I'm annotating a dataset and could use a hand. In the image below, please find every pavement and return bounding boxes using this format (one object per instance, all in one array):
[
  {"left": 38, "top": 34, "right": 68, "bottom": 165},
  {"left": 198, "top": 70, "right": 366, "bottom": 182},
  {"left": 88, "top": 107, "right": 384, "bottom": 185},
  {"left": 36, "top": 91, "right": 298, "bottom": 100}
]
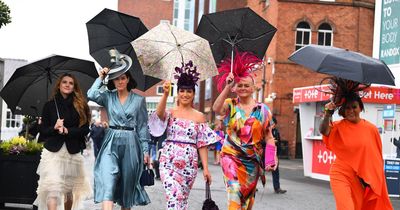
[{"left": 2, "top": 146, "right": 400, "bottom": 210}]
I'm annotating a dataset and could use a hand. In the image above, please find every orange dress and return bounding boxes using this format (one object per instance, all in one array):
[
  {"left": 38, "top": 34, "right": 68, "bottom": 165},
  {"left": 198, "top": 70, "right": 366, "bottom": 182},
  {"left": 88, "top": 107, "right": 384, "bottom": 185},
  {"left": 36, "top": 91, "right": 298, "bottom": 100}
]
[{"left": 323, "top": 119, "right": 393, "bottom": 210}]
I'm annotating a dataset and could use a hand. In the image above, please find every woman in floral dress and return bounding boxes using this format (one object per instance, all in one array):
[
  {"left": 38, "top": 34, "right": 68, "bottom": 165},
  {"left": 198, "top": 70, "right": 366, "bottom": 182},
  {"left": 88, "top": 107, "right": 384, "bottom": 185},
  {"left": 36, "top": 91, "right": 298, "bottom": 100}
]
[
  {"left": 213, "top": 52, "right": 277, "bottom": 209},
  {"left": 149, "top": 61, "right": 219, "bottom": 210}
]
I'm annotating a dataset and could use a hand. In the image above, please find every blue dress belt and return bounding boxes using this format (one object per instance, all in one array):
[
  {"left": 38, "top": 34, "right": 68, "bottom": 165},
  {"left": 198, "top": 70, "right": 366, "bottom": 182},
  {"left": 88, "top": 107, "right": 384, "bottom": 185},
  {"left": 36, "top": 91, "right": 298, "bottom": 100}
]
[{"left": 109, "top": 126, "right": 135, "bottom": 131}]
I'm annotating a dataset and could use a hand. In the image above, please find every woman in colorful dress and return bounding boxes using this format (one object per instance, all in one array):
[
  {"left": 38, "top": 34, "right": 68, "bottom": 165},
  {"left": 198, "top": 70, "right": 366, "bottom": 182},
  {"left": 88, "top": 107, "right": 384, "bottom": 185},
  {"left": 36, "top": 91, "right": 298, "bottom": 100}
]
[
  {"left": 319, "top": 77, "right": 393, "bottom": 210},
  {"left": 212, "top": 52, "right": 277, "bottom": 210},
  {"left": 148, "top": 61, "right": 219, "bottom": 210},
  {"left": 35, "top": 73, "right": 92, "bottom": 210},
  {"left": 87, "top": 67, "right": 150, "bottom": 210}
]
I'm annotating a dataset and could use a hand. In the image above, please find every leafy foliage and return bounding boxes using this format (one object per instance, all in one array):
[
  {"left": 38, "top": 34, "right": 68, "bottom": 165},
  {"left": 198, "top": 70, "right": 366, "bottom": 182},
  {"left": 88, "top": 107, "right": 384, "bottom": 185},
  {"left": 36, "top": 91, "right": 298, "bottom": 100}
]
[
  {"left": 0, "top": 0, "right": 11, "bottom": 29},
  {"left": 0, "top": 136, "right": 43, "bottom": 155}
]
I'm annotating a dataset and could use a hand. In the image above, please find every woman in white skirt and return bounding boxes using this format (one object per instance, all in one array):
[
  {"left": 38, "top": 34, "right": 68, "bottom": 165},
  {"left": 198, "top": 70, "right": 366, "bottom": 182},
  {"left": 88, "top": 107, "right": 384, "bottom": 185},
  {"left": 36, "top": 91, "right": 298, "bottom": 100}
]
[{"left": 35, "top": 73, "right": 92, "bottom": 210}]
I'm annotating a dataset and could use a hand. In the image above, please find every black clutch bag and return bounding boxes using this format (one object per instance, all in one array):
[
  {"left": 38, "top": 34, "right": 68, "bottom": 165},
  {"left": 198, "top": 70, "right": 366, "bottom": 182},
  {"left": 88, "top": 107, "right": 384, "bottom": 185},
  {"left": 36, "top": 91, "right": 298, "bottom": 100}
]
[
  {"left": 202, "top": 181, "right": 219, "bottom": 210},
  {"left": 140, "top": 165, "right": 155, "bottom": 187}
]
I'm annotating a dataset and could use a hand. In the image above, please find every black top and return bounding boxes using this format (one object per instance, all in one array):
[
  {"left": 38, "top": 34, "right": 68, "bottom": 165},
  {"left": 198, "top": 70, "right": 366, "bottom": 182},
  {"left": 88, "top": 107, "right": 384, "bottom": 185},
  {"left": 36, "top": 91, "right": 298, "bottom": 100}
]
[
  {"left": 40, "top": 93, "right": 89, "bottom": 154},
  {"left": 89, "top": 124, "right": 105, "bottom": 140}
]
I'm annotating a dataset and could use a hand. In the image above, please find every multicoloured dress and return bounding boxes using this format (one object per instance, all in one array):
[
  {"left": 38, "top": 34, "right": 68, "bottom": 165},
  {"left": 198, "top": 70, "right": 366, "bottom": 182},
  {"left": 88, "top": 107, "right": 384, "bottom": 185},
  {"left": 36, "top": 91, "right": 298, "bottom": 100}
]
[
  {"left": 220, "top": 98, "right": 272, "bottom": 209},
  {"left": 149, "top": 111, "right": 219, "bottom": 210}
]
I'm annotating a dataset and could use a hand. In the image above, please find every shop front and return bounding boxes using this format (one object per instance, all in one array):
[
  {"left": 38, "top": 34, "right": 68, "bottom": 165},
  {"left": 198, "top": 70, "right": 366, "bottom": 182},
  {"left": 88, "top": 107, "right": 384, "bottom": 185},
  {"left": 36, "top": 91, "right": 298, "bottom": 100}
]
[{"left": 293, "top": 85, "right": 400, "bottom": 195}]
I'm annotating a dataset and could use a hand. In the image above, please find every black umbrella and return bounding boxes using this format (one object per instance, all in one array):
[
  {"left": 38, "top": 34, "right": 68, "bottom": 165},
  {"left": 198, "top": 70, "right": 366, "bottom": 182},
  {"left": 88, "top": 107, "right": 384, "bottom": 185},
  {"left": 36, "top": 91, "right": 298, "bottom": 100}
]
[
  {"left": 86, "top": 8, "right": 161, "bottom": 91},
  {"left": 196, "top": 7, "right": 277, "bottom": 66},
  {"left": 288, "top": 44, "right": 395, "bottom": 86},
  {"left": 0, "top": 55, "right": 98, "bottom": 116}
]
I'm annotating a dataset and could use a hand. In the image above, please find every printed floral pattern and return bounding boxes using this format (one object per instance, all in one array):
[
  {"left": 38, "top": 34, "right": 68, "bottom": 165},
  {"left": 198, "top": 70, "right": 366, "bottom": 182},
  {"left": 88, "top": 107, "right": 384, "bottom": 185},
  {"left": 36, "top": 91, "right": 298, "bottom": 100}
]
[{"left": 149, "top": 113, "right": 219, "bottom": 210}]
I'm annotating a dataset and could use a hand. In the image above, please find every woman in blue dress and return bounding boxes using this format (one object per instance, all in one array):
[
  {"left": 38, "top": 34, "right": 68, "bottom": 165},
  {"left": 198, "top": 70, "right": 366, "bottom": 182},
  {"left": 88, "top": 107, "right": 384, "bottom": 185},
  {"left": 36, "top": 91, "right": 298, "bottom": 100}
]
[{"left": 87, "top": 67, "right": 150, "bottom": 210}]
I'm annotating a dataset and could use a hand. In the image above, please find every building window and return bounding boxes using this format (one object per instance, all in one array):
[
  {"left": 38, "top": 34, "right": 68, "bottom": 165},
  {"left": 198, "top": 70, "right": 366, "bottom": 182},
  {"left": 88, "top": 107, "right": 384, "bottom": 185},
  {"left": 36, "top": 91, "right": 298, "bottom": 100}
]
[
  {"left": 295, "top": 22, "right": 311, "bottom": 51},
  {"left": 205, "top": 78, "right": 212, "bottom": 100},
  {"left": 160, "top": 20, "right": 170, "bottom": 24},
  {"left": 173, "top": 0, "right": 195, "bottom": 31},
  {"left": 156, "top": 84, "right": 175, "bottom": 96},
  {"left": 209, "top": 0, "right": 217, "bottom": 13},
  {"left": 194, "top": 85, "right": 200, "bottom": 104},
  {"left": 5, "top": 109, "right": 22, "bottom": 128},
  {"left": 318, "top": 23, "right": 333, "bottom": 46}
]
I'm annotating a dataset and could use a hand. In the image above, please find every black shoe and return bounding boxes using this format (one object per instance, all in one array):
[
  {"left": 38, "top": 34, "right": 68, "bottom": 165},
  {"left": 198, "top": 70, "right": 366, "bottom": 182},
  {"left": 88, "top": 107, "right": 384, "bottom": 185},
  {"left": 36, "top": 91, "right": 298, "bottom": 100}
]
[{"left": 274, "top": 188, "right": 287, "bottom": 194}]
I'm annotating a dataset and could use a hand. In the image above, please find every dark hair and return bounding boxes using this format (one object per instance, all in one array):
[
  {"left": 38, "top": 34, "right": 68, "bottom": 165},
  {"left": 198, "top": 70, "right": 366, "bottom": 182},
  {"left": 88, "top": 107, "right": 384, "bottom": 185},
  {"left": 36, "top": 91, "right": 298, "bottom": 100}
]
[
  {"left": 272, "top": 116, "right": 277, "bottom": 125},
  {"left": 107, "top": 71, "right": 137, "bottom": 91},
  {"left": 177, "top": 85, "right": 196, "bottom": 92},
  {"left": 338, "top": 93, "right": 364, "bottom": 117}
]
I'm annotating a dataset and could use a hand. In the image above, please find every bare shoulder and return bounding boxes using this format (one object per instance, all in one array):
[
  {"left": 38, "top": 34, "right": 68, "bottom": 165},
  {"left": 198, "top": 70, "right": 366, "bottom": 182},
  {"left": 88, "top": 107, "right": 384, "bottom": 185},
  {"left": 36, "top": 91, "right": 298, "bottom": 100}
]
[{"left": 193, "top": 109, "right": 206, "bottom": 123}]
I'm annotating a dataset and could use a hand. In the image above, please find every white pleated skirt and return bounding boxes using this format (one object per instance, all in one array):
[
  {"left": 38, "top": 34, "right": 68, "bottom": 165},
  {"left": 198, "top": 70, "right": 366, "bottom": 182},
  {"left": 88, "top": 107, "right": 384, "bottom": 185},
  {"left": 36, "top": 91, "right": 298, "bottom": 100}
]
[{"left": 34, "top": 144, "right": 92, "bottom": 210}]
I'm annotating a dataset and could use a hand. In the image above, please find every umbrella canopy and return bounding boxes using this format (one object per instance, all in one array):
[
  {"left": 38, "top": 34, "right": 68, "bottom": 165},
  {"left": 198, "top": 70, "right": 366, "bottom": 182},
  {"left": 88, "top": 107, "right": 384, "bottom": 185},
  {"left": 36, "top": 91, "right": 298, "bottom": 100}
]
[
  {"left": 131, "top": 22, "right": 218, "bottom": 81},
  {"left": 288, "top": 44, "right": 395, "bottom": 86},
  {"left": 86, "top": 8, "right": 160, "bottom": 91},
  {"left": 196, "top": 7, "right": 277, "bottom": 63},
  {"left": 0, "top": 55, "right": 98, "bottom": 116}
]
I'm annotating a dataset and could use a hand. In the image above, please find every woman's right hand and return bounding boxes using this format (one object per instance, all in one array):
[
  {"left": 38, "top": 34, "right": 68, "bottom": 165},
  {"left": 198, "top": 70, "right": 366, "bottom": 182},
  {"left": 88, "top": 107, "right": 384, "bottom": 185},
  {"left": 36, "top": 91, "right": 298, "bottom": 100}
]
[
  {"left": 324, "top": 101, "right": 336, "bottom": 116},
  {"left": 163, "top": 81, "right": 171, "bottom": 96},
  {"left": 54, "top": 119, "right": 64, "bottom": 133},
  {"left": 225, "top": 72, "right": 234, "bottom": 89},
  {"left": 99, "top": 67, "right": 110, "bottom": 79}
]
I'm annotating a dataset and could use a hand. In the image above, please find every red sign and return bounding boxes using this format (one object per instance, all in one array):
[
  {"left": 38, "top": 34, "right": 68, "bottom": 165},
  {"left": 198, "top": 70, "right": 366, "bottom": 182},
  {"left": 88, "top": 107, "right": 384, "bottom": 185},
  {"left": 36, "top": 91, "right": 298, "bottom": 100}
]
[
  {"left": 312, "top": 141, "right": 336, "bottom": 175},
  {"left": 293, "top": 85, "right": 400, "bottom": 104}
]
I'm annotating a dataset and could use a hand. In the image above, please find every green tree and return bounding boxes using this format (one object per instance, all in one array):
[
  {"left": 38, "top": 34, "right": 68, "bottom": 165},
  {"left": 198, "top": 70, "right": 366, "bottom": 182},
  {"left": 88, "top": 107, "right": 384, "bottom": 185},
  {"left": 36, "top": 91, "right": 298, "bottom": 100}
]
[{"left": 0, "top": 0, "right": 11, "bottom": 29}]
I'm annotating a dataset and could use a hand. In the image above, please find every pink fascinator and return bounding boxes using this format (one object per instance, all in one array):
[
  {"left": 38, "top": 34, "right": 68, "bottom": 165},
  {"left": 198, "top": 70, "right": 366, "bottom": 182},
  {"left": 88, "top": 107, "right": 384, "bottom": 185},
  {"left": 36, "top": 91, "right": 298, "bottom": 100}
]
[{"left": 216, "top": 51, "right": 262, "bottom": 92}]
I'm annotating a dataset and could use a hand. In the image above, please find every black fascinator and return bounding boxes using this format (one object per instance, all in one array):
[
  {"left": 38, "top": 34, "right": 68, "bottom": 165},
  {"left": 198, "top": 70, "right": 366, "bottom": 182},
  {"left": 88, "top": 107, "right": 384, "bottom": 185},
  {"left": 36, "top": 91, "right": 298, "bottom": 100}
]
[{"left": 174, "top": 60, "right": 200, "bottom": 90}]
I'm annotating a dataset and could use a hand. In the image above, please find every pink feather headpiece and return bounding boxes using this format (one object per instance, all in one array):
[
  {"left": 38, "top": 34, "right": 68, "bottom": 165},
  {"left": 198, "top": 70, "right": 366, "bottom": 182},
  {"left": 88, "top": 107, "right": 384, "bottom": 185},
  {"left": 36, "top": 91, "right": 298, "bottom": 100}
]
[{"left": 216, "top": 51, "right": 262, "bottom": 92}]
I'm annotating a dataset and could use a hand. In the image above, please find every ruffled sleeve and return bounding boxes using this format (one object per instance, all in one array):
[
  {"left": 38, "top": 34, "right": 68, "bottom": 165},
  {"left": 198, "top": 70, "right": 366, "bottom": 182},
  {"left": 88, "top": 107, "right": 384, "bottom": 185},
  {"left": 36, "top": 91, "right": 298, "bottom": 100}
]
[
  {"left": 148, "top": 111, "right": 170, "bottom": 137},
  {"left": 196, "top": 123, "right": 221, "bottom": 148}
]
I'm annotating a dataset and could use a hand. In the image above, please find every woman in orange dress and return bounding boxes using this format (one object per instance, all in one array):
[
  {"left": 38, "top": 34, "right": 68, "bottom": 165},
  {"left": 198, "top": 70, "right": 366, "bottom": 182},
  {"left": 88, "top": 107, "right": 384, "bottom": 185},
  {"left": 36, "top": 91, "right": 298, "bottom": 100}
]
[{"left": 319, "top": 77, "right": 393, "bottom": 210}]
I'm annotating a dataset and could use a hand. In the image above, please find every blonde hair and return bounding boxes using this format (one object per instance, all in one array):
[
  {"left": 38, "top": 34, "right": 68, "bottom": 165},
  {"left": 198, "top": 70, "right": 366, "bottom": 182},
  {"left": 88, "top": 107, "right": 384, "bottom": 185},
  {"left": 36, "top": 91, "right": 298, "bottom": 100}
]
[{"left": 52, "top": 74, "right": 91, "bottom": 127}]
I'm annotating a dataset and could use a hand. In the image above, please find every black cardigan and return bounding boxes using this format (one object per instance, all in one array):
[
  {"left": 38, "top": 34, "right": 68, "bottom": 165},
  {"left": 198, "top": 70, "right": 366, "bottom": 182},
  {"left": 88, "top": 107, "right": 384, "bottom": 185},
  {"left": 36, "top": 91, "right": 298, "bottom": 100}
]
[{"left": 40, "top": 94, "right": 89, "bottom": 154}]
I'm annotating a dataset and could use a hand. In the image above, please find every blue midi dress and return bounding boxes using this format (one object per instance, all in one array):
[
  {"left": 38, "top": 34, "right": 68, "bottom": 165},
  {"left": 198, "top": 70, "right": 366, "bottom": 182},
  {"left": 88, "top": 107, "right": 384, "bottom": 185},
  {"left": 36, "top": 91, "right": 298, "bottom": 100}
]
[{"left": 87, "top": 78, "right": 150, "bottom": 208}]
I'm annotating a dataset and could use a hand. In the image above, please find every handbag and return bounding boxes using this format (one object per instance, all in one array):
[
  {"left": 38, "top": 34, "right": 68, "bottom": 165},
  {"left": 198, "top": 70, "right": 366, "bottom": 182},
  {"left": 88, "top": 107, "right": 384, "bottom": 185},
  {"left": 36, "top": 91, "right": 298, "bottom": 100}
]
[
  {"left": 140, "top": 165, "right": 155, "bottom": 186},
  {"left": 265, "top": 143, "right": 277, "bottom": 170},
  {"left": 202, "top": 181, "right": 219, "bottom": 210}
]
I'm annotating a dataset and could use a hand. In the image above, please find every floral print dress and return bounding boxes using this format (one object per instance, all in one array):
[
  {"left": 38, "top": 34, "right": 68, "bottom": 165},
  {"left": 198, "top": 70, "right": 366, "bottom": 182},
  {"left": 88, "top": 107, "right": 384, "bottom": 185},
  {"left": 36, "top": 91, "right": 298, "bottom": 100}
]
[{"left": 149, "top": 112, "right": 219, "bottom": 210}]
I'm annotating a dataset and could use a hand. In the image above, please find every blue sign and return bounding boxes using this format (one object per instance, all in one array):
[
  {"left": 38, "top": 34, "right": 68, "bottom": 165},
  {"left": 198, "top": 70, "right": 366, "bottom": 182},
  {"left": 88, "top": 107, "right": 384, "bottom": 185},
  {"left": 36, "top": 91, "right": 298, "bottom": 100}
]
[
  {"left": 385, "top": 159, "right": 400, "bottom": 197},
  {"left": 383, "top": 104, "right": 396, "bottom": 119}
]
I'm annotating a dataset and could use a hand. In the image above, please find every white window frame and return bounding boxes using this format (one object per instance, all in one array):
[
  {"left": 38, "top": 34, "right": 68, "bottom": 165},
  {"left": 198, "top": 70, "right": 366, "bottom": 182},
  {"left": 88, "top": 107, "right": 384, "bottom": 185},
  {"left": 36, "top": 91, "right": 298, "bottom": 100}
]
[
  {"left": 172, "top": 0, "right": 195, "bottom": 31},
  {"left": 5, "top": 109, "right": 22, "bottom": 129},
  {"left": 318, "top": 24, "right": 333, "bottom": 46},
  {"left": 295, "top": 23, "right": 312, "bottom": 50},
  {"left": 205, "top": 78, "right": 212, "bottom": 100},
  {"left": 194, "top": 85, "right": 200, "bottom": 104},
  {"left": 156, "top": 85, "right": 175, "bottom": 96}
]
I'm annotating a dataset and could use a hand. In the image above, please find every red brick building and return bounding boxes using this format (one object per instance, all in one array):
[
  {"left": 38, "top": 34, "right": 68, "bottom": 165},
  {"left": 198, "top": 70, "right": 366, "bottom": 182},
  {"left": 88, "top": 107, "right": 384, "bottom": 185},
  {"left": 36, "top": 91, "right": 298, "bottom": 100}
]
[
  {"left": 248, "top": 0, "right": 375, "bottom": 158},
  {"left": 119, "top": 0, "right": 375, "bottom": 158}
]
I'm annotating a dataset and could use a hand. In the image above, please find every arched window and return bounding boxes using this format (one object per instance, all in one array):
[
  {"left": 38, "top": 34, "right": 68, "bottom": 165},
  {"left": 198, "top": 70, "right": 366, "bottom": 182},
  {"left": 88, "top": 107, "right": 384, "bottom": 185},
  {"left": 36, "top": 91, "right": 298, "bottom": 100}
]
[
  {"left": 318, "top": 23, "right": 333, "bottom": 46},
  {"left": 295, "top": 22, "right": 311, "bottom": 50}
]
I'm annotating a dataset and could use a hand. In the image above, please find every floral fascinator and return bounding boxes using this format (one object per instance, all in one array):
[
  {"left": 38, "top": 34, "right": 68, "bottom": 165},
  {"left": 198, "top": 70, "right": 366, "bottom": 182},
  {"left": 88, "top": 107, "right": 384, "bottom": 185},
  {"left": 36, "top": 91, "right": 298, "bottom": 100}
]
[
  {"left": 216, "top": 51, "right": 262, "bottom": 92},
  {"left": 174, "top": 60, "right": 200, "bottom": 90}
]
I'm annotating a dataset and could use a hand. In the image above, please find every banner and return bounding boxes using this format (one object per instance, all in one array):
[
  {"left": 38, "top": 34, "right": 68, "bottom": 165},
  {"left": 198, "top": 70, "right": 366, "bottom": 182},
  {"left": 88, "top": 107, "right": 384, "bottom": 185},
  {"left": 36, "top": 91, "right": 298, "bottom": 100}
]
[{"left": 380, "top": 0, "right": 400, "bottom": 65}]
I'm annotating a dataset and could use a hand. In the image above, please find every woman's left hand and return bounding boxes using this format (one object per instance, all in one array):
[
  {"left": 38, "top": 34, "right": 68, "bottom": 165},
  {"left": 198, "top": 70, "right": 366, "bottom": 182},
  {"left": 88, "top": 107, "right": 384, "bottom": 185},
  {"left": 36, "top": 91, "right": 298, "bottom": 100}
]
[
  {"left": 143, "top": 153, "right": 150, "bottom": 166},
  {"left": 203, "top": 169, "right": 212, "bottom": 185}
]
